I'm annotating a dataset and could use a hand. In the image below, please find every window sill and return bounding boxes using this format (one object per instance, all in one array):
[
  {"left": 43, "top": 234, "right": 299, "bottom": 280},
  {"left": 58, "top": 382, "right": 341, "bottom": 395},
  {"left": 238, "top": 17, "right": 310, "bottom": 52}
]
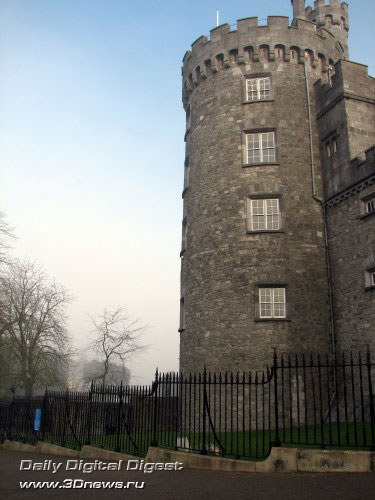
[
  {"left": 182, "top": 187, "right": 189, "bottom": 198},
  {"left": 365, "top": 285, "right": 375, "bottom": 292},
  {"left": 247, "top": 230, "right": 285, "bottom": 234},
  {"left": 178, "top": 328, "right": 186, "bottom": 333},
  {"left": 180, "top": 249, "right": 186, "bottom": 257},
  {"left": 242, "top": 99, "right": 275, "bottom": 105},
  {"left": 243, "top": 162, "right": 280, "bottom": 168},
  {"left": 255, "top": 318, "right": 291, "bottom": 322}
]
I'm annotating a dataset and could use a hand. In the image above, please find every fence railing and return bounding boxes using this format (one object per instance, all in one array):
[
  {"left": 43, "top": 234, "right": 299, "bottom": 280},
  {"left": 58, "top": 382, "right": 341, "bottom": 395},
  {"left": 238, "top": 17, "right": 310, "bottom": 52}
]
[{"left": 1, "top": 350, "right": 374, "bottom": 460}]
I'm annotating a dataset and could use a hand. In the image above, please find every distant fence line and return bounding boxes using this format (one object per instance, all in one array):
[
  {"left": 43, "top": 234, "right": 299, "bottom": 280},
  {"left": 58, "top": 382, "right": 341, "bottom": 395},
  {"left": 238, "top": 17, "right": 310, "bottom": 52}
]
[{"left": 0, "top": 350, "right": 374, "bottom": 460}]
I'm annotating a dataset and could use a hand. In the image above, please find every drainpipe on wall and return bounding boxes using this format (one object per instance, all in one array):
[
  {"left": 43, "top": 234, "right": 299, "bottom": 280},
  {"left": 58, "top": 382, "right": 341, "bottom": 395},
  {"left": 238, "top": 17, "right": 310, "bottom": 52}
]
[{"left": 303, "top": 62, "right": 337, "bottom": 409}]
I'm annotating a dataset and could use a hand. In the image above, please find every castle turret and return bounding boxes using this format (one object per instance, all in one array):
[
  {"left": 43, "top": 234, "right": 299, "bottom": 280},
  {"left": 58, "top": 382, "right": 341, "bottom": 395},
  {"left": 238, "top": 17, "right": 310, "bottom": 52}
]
[
  {"left": 178, "top": 2, "right": 362, "bottom": 375},
  {"left": 306, "top": 1, "right": 349, "bottom": 58},
  {"left": 291, "top": 0, "right": 306, "bottom": 20}
]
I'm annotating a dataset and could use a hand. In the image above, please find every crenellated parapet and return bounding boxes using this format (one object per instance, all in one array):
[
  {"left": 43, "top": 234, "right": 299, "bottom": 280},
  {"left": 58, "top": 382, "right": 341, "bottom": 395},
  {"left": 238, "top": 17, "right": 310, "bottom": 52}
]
[
  {"left": 305, "top": 1, "right": 349, "bottom": 58},
  {"left": 182, "top": 16, "right": 344, "bottom": 107},
  {"left": 314, "top": 59, "right": 375, "bottom": 118}
]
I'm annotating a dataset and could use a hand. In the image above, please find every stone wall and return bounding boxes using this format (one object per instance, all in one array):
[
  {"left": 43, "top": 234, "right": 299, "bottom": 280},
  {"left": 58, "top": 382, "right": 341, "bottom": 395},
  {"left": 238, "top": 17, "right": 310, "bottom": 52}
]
[
  {"left": 326, "top": 148, "right": 375, "bottom": 353},
  {"left": 180, "top": 19, "right": 333, "bottom": 373}
]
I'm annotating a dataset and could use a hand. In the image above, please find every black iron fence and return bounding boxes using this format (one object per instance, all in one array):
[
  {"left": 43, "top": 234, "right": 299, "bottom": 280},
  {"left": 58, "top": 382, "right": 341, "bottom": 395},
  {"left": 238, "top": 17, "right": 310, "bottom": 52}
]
[{"left": 1, "top": 350, "right": 374, "bottom": 460}]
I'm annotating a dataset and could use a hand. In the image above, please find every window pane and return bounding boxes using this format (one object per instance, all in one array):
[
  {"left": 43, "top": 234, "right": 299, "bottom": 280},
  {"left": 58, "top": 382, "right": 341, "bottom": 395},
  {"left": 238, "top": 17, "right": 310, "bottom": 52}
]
[
  {"left": 262, "top": 132, "right": 275, "bottom": 148},
  {"left": 265, "top": 199, "right": 279, "bottom": 215},
  {"left": 273, "top": 303, "right": 286, "bottom": 318},
  {"left": 273, "top": 288, "right": 285, "bottom": 302},
  {"left": 259, "top": 288, "right": 272, "bottom": 302},
  {"left": 251, "top": 199, "right": 265, "bottom": 215},
  {"left": 260, "top": 303, "right": 272, "bottom": 318},
  {"left": 252, "top": 216, "right": 265, "bottom": 231},
  {"left": 262, "top": 148, "right": 276, "bottom": 162},
  {"left": 259, "top": 78, "right": 270, "bottom": 91},
  {"left": 247, "top": 79, "right": 257, "bottom": 91},
  {"left": 266, "top": 215, "right": 280, "bottom": 230},
  {"left": 247, "top": 134, "right": 260, "bottom": 149},
  {"left": 248, "top": 150, "right": 261, "bottom": 163}
]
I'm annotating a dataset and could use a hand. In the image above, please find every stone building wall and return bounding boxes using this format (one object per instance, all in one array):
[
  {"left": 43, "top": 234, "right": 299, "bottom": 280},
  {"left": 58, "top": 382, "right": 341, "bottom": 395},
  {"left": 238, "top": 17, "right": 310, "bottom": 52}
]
[
  {"left": 179, "top": 2, "right": 375, "bottom": 374},
  {"left": 179, "top": 15, "right": 340, "bottom": 373},
  {"left": 325, "top": 149, "right": 375, "bottom": 353}
]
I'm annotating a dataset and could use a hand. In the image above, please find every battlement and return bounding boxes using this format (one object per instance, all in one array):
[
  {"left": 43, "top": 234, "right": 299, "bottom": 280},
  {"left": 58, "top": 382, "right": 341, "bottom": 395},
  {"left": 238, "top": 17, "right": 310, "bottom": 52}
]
[
  {"left": 293, "top": 0, "right": 349, "bottom": 57},
  {"left": 182, "top": 15, "right": 344, "bottom": 106},
  {"left": 315, "top": 59, "right": 374, "bottom": 117},
  {"left": 325, "top": 145, "right": 375, "bottom": 204}
]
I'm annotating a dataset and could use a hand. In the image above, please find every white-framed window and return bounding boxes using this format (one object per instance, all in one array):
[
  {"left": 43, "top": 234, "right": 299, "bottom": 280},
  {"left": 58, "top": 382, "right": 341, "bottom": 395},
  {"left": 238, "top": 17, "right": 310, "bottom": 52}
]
[
  {"left": 248, "top": 198, "right": 280, "bottom": 231},
  {"left": 246, "top": 77, "right": 271, "bottom": 102},
  {"left": 259, "top": 287, "right": 286, "bottom": 319},
  {"left": 246, "top": 132, "right": 276, "bottom": 163}
]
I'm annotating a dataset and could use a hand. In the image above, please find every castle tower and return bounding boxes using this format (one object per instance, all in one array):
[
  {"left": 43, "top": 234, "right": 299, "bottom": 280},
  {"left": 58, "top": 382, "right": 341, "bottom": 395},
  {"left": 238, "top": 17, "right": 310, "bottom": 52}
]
[
  {"left": 305, "top": 1, "right": 349, "bottom": 58},
  {"left": 179, "top": 2, "right": 350, "bottom": 373}
]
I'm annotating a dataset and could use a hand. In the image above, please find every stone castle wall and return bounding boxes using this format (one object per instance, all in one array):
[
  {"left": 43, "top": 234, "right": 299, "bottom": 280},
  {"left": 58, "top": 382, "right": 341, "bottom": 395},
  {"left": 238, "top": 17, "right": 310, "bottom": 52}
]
[
  {"left": 179, "top": 2, "right": 375, "bottom": 374},
  {"left": 179, "top": 16, "right": 338, "bottom": 373}
]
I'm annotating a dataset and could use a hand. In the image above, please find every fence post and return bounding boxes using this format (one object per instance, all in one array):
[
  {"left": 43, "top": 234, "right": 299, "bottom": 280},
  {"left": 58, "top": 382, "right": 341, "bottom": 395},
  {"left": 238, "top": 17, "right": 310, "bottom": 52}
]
[
  {"left": 9, "top": 388, "right": 15, "bottom": 441},
  {"left": 86, "top": 382, "right": 93, "bottom": 445},
  {"left": 201, "top": 366, "right": 207, "bottom": 455},
  {"left": 366, "top": 347, "right": 375, "bottom": 451},
  {"left": 115, "top": 381, "right": 123, "bottom": 453},
  {"left": 61, "top": 388, "right": 69, "bottom": 447},
  {"left": 41, "top": 388, "right": 47, "bottom": 442},
  {"left": 151, "top": 369, "right": 158, "bottom": 447},
  {"left": 273, "top": 350, "right": 281, "bottom": 447}
]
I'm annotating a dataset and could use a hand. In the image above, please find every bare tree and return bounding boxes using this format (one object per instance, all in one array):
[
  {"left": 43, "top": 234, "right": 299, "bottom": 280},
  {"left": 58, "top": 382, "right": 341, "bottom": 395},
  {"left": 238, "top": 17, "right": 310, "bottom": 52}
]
[
  {"left": 87, "top": 308, "right": 146, "bottom": 386},
  {"left": 0, "top": 259, "right": 73, "bottom": 396},
  {"left": 0, "top": 211, "right": 16, "bottom": 265}
]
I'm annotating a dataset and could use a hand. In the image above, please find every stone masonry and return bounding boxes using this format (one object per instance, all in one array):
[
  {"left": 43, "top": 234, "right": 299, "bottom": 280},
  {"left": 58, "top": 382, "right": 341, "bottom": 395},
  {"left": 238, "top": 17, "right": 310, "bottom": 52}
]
[{"left": 179, "top": 1, "right": 375, "bottom": 373}]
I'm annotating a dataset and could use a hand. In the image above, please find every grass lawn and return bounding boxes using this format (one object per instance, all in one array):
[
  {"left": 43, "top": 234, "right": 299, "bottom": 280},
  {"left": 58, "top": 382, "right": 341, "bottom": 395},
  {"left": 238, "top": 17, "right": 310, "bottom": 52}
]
[{"left": 14, "top": 421, "right": 374, "bottom": 460}]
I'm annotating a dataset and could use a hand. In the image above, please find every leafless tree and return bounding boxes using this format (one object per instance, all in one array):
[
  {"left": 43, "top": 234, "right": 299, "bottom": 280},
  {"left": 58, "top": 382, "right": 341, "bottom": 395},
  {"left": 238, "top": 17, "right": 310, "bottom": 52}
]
[
  {"left": 87, "top": 308, "right": 146, "bottom": 386},
  {"left": 0, "top": 259, "right": 73, "bottom": 396},
  {"left": 0, "top": 211, "right": 16, "bottom": 265}
]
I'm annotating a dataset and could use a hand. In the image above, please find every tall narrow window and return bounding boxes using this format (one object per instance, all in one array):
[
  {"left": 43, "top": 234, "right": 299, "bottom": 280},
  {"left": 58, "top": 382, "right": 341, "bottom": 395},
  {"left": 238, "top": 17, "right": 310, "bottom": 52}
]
[
  {"left": 246, "top": 132, "right": 276, "bottom": 163},
  {"left": 364, "top": 195, "right": 375, "bottom": 215},
  {"left": 246, "top": 77, "right": 271, "bottom": 101},
  {"left": 259, "top": 288, "right": 286, "bottom": 319},
  {"left": 248, "top": 198, "right": 280, "bottom": 231}
]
